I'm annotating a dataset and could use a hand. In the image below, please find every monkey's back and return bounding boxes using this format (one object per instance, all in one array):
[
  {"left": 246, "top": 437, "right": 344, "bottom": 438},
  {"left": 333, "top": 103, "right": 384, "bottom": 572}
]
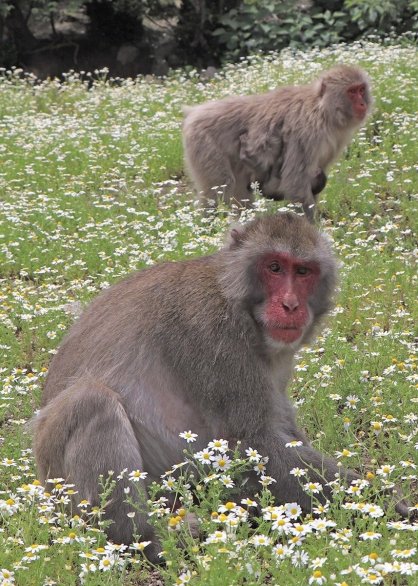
[
  {"left": 41, "top": 255, "right": 255, "bottom": 409},
  {"left": 183, "top": 84, "right": 323, "bottom": 144}
]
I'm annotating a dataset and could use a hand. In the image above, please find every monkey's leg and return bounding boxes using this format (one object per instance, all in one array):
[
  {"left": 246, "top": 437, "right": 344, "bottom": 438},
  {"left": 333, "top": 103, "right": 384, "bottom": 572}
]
[
  {"left": 197, "top": 166, "right": 253, "bottom": 208},
  {"left": 311, "top": 170, "right": 327, "bottom": 197},
  {"left": 184, "top": 134, "right": 233, "bottom": 206},
  {"left": 185, "top": 133, "right": 253, "bottom": 207},
  {"left": 34, "top": 378, "right": 161, "bottom": 561},
  {"left": 228, "top": 169, "right": 255, "bottom": 208},
  {"left": 302, "top": 196, "right": 316, "bottom": 223}
]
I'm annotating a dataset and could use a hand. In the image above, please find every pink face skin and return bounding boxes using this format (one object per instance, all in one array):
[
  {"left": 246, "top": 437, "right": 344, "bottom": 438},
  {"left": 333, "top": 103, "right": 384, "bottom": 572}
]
[
  {"left": 258, "top": 252, "right": 320, "bottom": 344},
  {"left": 347, "top": 83, "right": 368, "bottom": 120}
]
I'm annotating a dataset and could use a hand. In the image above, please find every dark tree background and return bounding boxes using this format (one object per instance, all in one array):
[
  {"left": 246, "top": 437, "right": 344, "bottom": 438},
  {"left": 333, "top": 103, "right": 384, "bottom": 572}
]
[{"left": 0, "top": 0, "right": 416, "bottom": 78}]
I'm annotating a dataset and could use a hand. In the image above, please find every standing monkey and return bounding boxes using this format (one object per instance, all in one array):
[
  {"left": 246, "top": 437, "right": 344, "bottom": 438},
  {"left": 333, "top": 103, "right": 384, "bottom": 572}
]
[
  {"left": 183, "top": 65, "right": 372, "bottom": 220},
  {"left": 33, "top": 213, "right": 406, "bottom": 559}
]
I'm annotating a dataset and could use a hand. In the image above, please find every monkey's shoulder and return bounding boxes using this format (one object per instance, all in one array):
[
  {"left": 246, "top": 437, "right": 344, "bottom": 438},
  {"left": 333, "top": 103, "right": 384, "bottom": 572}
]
[{"left": 72, "top": 255, "right": 223, "bottom": 324}]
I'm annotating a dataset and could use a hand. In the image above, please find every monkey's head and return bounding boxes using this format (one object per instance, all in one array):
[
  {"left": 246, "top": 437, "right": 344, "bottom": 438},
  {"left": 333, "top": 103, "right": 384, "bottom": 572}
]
[
  {"left": 218, "top": 212, "right": 337, "bottom": 350},
  {"left": 318, "top": 64, "right": 372, "bottom": 128}
]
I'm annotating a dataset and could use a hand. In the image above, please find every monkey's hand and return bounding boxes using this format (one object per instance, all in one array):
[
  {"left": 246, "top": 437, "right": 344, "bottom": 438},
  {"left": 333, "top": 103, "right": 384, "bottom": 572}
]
[{"left": 386, "top": 485, "right": 416, "bottom": 520}]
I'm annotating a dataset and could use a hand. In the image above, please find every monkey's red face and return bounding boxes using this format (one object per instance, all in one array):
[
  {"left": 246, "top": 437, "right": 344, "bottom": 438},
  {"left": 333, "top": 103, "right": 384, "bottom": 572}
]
[
  {"left": 347, "top": 83, "right": 368, "bottom": 120},
  {"left": 259, "top": 253, "right": 320, "bottom": 344}
]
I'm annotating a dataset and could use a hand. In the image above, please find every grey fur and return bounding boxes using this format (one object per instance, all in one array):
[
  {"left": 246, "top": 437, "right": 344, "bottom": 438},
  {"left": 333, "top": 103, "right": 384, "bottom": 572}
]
[
  {"left": 183, "top": 65, "right": 372, "bottom": 221},
  {"left": 34, "top": 213, "right": 405, "bottom": 556}
]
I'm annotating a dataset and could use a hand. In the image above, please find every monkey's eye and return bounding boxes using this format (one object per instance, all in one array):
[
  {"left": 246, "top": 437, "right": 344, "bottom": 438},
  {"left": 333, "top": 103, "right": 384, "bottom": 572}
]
[
  {"left": 296, "top": 266, "right": 310, "bottom": 275},
  {"left": 269, "top": 262, "right": 282, "bottom": 273}
]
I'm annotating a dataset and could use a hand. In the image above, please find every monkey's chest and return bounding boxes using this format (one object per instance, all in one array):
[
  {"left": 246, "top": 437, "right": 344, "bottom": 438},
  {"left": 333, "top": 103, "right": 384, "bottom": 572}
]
[
  {"left": 317, "top": 139, "right": 338, "bottom": 168},
  {"left": 317, "top": 130, "right": 353, "bottom": 168}
]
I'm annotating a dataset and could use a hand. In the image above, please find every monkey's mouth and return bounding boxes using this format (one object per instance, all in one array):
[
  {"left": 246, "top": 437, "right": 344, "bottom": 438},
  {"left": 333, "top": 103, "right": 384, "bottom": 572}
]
[{"left": 267, "top": 325, "right": 304, "bottom": 344}]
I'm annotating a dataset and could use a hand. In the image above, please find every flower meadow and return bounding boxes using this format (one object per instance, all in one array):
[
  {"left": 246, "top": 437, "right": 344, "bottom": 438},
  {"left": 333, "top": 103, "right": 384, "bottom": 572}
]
[{"left": 0, "top": 41, "right": 417, "bottom": 585}]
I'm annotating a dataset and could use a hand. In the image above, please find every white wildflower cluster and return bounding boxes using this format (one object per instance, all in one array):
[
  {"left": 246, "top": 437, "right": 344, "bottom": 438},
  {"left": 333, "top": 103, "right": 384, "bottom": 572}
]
[{"left": 0, "top": 40, "right": 417, "bottom": 584}]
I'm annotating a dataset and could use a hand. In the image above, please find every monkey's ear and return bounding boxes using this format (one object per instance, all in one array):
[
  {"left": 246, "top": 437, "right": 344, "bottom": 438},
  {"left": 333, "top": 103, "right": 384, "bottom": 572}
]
[
  {"left": 226, "top": 225, "right": 246, "bottom": 249},
  {"left": 319, "top": 81, "right": 327, "bottom": 97}
]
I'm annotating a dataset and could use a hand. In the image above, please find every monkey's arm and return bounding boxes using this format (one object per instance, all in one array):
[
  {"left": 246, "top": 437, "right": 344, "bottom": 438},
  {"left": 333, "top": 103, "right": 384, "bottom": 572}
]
[
  {"left": 262, "top": 397, "right": 410, "bottom": 517},
  {"left": 278, "top": 143, "right": 318, "bottom": 220},
  {"left": 239, "top": 388, "right": 359, "bottom": 509},
  {"left": 182, "top": 338, "right": 357, "bottom": 510}
]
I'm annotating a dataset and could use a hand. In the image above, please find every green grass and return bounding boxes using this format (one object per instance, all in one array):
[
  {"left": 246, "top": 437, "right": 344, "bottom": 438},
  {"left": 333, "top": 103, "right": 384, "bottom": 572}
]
[{"left": 0, "top": 41, "right": 417, "bottom": 585}]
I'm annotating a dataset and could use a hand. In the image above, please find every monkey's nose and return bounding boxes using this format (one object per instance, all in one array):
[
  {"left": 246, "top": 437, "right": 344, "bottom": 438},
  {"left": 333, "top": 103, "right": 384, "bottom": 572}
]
[{"left": 282, "top": 295, "right": 299, "bottom": 312}]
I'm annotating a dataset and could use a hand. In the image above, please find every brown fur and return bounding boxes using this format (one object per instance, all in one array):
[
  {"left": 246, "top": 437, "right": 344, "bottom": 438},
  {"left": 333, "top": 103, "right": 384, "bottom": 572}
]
[
  {"left": 34, "top": 213, "right": 406, "bottom": 557},
  {"left": 183, "top": 65, "right": 372, "bottom": 220}
]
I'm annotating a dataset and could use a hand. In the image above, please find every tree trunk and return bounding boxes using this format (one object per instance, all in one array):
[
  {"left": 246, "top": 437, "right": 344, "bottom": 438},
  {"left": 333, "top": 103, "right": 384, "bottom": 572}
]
[{"left": 6, "top": 0, "right": 38, "bottom": 53}]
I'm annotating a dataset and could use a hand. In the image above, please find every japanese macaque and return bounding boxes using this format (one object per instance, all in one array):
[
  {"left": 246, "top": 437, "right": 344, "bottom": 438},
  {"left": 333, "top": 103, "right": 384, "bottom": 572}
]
[
  {"left": 33, "top": 213, "right": 406, "bottom": 560},
  {"left": 183, "top": 65, "right": 372, "bottom": 220}
]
